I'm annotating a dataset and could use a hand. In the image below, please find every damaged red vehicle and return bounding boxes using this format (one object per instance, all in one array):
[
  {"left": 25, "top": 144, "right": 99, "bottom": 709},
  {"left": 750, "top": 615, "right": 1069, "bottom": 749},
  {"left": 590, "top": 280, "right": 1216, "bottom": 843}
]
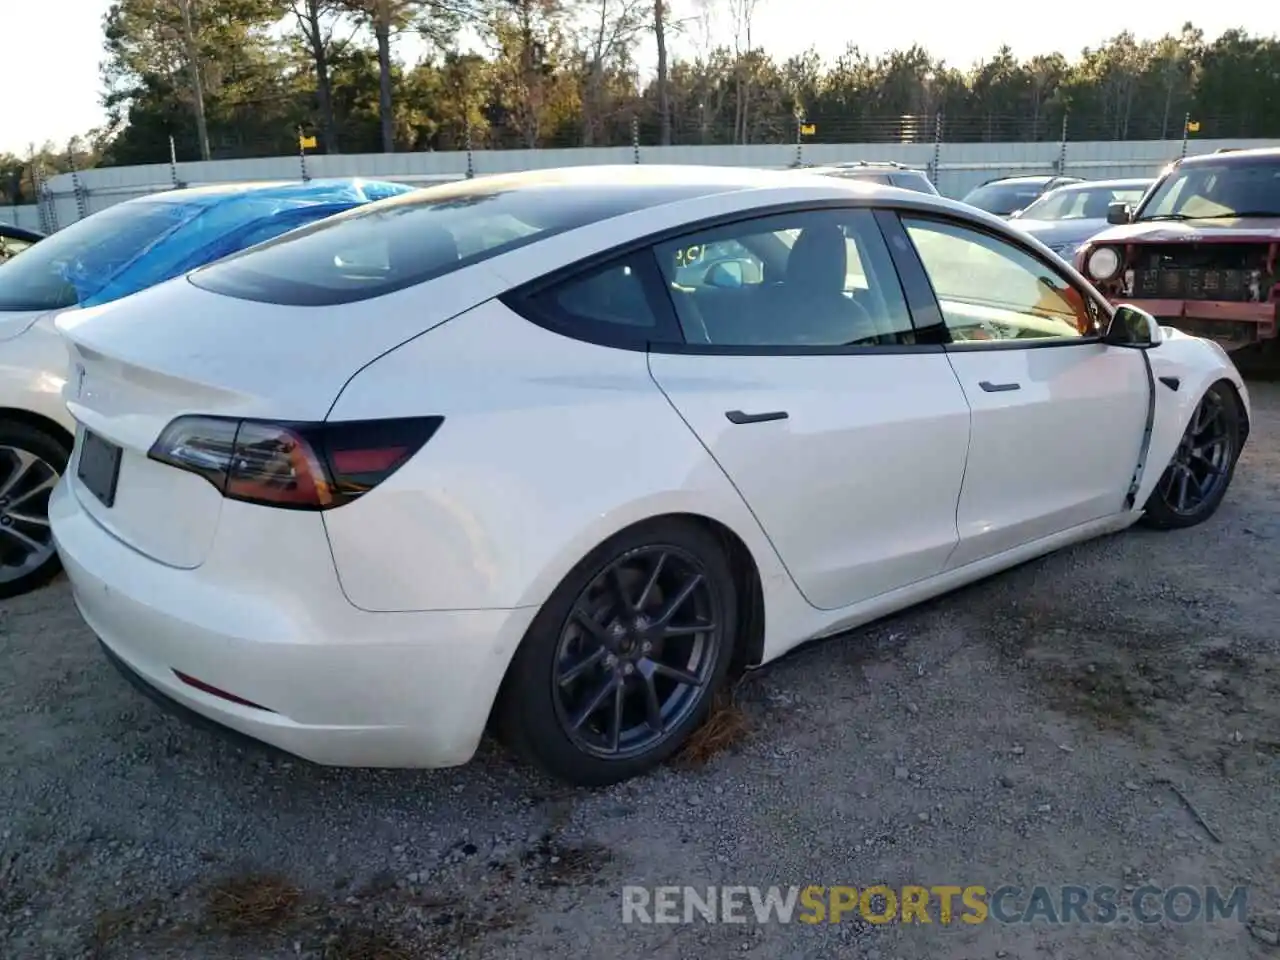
[{"left": 1076, "top": 146, "right": 1280, "bottom": 352}]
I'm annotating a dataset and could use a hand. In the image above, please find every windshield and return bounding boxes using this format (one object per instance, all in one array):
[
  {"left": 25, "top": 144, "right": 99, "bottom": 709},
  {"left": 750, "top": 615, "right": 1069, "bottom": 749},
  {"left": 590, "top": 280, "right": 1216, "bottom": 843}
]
[
  {"left": 0, "top": 200, "right": 198, "bottom": 311},
  {"left": 1137, "top": 159, "right": 1280, "bottom": 220},
  {"left": 962, "top": 182, "right": 1049, "bottom": 216},
  {"left": 1020, "top": 184, "right": 1149, "bottom": 221}
]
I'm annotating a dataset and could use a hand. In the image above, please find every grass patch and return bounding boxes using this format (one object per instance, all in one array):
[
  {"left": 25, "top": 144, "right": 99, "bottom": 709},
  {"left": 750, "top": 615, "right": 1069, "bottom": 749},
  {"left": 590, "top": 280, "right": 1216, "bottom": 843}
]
[
  {"left": 323, "top": 926, "right": 413, "bottom": 960},
  {"left": 677, "top": 690, "right": 750, "bottom": 767},
  {"left": 89, "top": 898, "right": 168, "bottom": 959},
  {"left": 519, "top": 837, "right": 613, "bottom": 889},
  {"left": 204, "top": 872, "right": 303, "bottom": 934}
]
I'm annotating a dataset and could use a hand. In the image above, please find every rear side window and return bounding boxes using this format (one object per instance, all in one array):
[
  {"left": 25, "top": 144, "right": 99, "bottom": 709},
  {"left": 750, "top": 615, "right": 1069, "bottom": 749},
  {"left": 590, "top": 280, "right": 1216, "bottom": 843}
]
[
  {"left": 511, "top": 252, "right": 682, "bottom": 348},
  {"left": 189, "top": 181, "right": 708, "bottom": 307}
]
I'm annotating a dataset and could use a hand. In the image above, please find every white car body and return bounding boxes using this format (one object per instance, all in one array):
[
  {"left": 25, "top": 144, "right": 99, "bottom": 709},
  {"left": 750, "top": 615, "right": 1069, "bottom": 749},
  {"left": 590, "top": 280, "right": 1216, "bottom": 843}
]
[
  {"left": 0, "top": 310, "right": 76, "bottom": 434},
  {"left": 48, "top": 166, "right": 1250, "bottom": 782}
]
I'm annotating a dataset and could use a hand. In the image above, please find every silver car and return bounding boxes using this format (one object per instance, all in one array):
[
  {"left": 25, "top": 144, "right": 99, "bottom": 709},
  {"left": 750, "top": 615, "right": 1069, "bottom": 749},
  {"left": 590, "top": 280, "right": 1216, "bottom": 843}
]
[
  {"left": 1008, "top": 178, "right": 1153, "bottom": 260},
  {"left": 800, "top": 161, "right": 940, "bottom": 195}
]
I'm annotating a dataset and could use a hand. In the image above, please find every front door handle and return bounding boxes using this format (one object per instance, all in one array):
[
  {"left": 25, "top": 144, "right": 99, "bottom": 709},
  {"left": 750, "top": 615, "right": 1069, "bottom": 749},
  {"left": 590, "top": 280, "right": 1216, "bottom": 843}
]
[
  {"left": 725, "top": 410, "right": 789, "bottom": 425},
  {"left": 978, "top": 380, "right": 1021, "bottom": 393}
]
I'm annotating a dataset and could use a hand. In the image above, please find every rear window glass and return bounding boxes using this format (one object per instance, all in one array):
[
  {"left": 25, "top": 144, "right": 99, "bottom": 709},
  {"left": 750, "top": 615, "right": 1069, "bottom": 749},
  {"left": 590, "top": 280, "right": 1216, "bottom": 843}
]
[
  {"left": 892, "top": 172, "right": 938, "bottom": 195},
  {"left": 962, "top": 182, "right": 1048, "bottom": 216},
  {"left": 0, "top": 201, "right": 197, "bottom": 311},
  {"left": 189, "top": 180, "right": 712, "bottom": 306}
]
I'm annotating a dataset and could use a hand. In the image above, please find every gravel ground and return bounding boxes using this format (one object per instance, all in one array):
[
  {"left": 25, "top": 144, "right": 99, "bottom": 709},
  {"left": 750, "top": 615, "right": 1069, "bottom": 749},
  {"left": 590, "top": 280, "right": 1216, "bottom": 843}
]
[{"left": 3, "top": 382, "right": 1279, "bottom": 960}]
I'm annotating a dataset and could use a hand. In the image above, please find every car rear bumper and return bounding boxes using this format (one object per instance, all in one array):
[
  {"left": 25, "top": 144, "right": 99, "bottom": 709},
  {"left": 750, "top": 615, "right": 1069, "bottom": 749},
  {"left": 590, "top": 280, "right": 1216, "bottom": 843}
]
[
  {"left": 1109, "top": 297, "right": 1277, "bottom": 348},
  {"left": 49, "top": 476, "right": 538, "bottom": 768}
]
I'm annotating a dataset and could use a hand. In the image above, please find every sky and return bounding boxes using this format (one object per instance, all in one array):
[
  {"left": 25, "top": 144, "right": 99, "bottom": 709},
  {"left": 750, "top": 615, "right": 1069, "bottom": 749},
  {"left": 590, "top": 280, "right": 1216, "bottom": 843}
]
[{"left": 5, "top": 0, "right": 1280, "bottom": 156}]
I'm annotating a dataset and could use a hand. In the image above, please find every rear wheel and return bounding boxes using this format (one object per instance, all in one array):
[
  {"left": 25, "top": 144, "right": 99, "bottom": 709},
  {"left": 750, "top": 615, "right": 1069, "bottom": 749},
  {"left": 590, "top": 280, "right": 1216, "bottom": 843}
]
[
  {"left": 497, "top": 519, "right": 737, "bottom": 786},
  {"left": 0, "top": 421, "right": 70, "bottom": 598},
  {"left": 1139, "top": 382, "right": 1240, "bottom": 530}
]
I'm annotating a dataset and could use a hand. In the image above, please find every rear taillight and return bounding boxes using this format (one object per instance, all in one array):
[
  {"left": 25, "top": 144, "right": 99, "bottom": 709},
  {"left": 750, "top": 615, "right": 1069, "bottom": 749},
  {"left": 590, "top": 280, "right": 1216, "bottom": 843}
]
[{"left": 148, "top": 415, "right": 442, "bottom": 510}]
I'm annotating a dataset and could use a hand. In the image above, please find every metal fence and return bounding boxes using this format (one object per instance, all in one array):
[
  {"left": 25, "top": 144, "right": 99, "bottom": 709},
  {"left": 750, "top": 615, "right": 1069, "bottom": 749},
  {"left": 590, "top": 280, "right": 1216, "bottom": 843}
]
[
  {"left": 97, "top": 112, "right": 1280, "bottom": 161},
  {"left": 5, "top": 133, "right": 1279, "bottom": 235}
]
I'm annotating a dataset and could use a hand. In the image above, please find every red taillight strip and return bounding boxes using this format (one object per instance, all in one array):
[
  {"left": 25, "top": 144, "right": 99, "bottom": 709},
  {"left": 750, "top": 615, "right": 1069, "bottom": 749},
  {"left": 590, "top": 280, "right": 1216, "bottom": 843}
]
[{"left": 172, "top": 670, "right": 276, "bottom": 712}]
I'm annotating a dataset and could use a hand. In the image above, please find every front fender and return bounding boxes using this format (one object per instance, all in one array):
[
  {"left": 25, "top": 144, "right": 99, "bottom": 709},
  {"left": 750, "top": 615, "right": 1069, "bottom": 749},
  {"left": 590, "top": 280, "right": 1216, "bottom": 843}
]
[{"left": 1133, "top": 327, "right": 1249, "bottom": 510}]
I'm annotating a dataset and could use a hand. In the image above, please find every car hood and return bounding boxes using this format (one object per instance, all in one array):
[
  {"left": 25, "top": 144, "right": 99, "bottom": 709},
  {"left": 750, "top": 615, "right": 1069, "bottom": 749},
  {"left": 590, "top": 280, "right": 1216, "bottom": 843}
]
[
  {"left": 1088, "top": 217, "right": 1280, "bottom": 246},
  {"left": 1010, "top": 218, "right": 1107, "bottom": 248}
]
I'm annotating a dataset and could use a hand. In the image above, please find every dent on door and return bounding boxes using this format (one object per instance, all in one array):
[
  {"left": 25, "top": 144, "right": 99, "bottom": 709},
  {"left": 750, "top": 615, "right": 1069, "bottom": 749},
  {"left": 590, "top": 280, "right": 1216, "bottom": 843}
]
[{"left": 943, "top": 344, "right": 1149, "bottom": 567}]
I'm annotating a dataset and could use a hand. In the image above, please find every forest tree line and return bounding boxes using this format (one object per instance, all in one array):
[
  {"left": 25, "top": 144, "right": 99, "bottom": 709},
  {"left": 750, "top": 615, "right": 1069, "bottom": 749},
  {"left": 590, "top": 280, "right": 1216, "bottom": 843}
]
[{"left": 4, "top": 2, "right": 1280, "bottom": 204}]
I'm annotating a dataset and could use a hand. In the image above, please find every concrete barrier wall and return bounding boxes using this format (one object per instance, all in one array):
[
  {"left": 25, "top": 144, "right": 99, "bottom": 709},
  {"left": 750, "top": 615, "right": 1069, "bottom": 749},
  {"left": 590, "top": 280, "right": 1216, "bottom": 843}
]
[{"left": 5, "top": 137, "right": 1278, "bottom": 233}]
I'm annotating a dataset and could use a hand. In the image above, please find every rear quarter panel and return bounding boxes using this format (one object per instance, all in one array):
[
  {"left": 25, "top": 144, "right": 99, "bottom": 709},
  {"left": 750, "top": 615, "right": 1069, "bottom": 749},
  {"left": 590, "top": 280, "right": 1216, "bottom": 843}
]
[{"left": 321, "top": 298, "right": 801, "bottom": 626}]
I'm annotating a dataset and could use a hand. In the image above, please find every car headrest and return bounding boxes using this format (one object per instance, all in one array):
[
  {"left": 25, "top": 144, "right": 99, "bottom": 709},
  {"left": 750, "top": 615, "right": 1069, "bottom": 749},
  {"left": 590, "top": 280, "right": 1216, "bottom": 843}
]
[{"left": 786, "top": 224, "right": 847, "bottom": 294}]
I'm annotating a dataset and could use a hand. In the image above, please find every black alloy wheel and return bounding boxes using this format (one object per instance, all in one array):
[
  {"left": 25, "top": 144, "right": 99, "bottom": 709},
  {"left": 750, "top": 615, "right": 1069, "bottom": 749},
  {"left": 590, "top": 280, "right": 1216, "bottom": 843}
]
[
  {"left": 1141, "top": 383, "right": 1241, "bottom": 530},
  {"left": 497, "top": 519, "right": 737, "bottom": 786},
  {"left": 0, "top": 422, "right": 70, "bottom": 598}
]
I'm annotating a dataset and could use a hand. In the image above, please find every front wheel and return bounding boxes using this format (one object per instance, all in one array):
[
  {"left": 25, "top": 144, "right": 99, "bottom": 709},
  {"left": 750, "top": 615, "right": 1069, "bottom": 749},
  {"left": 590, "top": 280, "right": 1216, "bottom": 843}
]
[
  {"left": 496, "top": 519, "right": 738, "bottom": 787},
  {"left": 0, "top": 421, "right": 70, "bottom": 598},
  {"left": 1139, "top": 382, "right": 1241, "bottom": 530}
]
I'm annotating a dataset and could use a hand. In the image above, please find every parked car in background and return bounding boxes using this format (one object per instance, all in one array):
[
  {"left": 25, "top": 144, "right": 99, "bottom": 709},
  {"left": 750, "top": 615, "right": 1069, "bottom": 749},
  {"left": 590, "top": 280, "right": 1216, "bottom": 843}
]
[
  {"left": 1076, "top": 146, "right": 1280, "bottom": 352},
  {"left": 0, "top": 223, "right": 43, "bottom": 264},
  {"left": 1008, "top": 178, "right": 1153, "bottom": 260},
  {"left": 798, "top": 160, "right": 939, "bottom": 195},
  {"left": 50, "top": 165, "right": 1247, "bottom": 787},
  {"left": 0, "top": 177, "right": 413, "bottom": 598},
  {"left": 962, "top": 175, "right": 1084, "bottom": 218}
]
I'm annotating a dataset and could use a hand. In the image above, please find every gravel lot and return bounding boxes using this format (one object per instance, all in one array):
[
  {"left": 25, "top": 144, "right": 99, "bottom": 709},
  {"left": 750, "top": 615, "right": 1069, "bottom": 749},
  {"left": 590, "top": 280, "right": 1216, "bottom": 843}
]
[{"left": 4, "top": 382, "right": 1279, "bottom": 960}]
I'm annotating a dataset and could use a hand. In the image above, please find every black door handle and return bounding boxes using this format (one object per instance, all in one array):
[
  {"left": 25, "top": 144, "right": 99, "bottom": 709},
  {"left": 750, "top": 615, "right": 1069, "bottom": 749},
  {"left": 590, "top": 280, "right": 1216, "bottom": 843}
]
[
  {"left": 725, "top": 410, "right": 789, "bottom": 425},
  {"left": 978, "top": 381, "right": 1021, "bottom": 393}
]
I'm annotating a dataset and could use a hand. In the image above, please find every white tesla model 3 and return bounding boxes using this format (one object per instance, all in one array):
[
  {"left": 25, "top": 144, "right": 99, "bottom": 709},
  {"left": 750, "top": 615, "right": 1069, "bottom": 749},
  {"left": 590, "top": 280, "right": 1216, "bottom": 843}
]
[{"left": 49, "top": 166, "right": 1249, "bottom": 786}]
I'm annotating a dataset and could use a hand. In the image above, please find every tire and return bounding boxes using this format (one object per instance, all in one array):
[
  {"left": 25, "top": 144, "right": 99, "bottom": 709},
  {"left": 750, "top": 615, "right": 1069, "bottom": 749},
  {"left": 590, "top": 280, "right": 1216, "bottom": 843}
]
[
  {"left": 0, "top": 420, "right": 71, "bottom": 599},
  {"left": 1139, "top": 381, "right": 1241, "bottom": 531},
  {"left": 496, "top": 518, "right": 738, "bottom": 787}
]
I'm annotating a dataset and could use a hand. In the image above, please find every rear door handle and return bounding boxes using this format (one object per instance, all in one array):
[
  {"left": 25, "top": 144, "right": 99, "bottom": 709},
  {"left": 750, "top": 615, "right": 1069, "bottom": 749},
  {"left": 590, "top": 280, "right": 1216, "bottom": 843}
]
[
  {"left": 725, "top": 410, "right": 789, "bottom": 425},
  {"left": 978, "top": 381, "right": 1020, "bottom": 393}
]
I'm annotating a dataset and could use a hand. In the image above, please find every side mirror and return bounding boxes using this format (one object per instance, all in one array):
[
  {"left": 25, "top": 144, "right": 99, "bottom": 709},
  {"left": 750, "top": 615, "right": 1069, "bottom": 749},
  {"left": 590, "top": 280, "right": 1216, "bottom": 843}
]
[
  {"left": 1106, "top": 202, "right": 1132, "bottom": 225},
  {"left": 1104, "top": 304, "right": 1162, "bottom": 349},
  {"left": 704, "top": 260, "right": 745, "bottom": 288}
]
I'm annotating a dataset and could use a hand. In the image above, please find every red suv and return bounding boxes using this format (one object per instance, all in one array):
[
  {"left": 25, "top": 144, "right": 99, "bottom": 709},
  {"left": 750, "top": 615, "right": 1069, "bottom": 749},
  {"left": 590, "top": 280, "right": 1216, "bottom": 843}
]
[{"left": 1076, "top": 147, "right": 1280, "bottom": 351}]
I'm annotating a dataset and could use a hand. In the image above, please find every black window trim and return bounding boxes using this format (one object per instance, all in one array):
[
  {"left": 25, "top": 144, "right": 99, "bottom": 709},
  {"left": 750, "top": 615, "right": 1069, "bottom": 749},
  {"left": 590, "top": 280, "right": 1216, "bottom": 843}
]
[
  {"left": 888, "top": 208, "right": 1116, "bottom": 353},
  {"left": 502, "top": 199, "right": 950, "bottom": 357}
]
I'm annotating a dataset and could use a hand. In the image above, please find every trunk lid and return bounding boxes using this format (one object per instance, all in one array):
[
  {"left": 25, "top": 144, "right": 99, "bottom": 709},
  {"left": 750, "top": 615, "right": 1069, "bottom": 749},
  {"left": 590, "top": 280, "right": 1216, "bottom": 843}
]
[{"left": 55, "top": 275, "right": 478, "bottom": 567}]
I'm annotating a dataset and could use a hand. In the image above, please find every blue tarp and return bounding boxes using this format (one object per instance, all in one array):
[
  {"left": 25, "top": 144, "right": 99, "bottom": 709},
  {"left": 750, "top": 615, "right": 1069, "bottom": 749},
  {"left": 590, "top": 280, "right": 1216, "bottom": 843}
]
[
  {"left": 77, "top": 178, "right": 415, "bottom": 308},
  {"left": 0, "top": 178, "right": 414, "bottom": 312}
]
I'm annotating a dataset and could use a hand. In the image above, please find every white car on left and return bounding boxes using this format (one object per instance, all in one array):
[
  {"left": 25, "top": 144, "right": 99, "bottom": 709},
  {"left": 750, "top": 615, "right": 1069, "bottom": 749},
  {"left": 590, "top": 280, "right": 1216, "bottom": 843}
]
[{"left": 0, "top": 178, "right": 413, "bottom": 597}]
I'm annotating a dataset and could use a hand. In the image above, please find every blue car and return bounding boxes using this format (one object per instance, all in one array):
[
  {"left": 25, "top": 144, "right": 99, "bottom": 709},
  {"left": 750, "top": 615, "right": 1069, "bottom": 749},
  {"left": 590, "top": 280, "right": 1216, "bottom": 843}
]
[
  {"left": 0, "top": 178, "right": 414, "bottom": 311},
  {"left": 0, "top": 178, "right": 414, "bottom": 599}
]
